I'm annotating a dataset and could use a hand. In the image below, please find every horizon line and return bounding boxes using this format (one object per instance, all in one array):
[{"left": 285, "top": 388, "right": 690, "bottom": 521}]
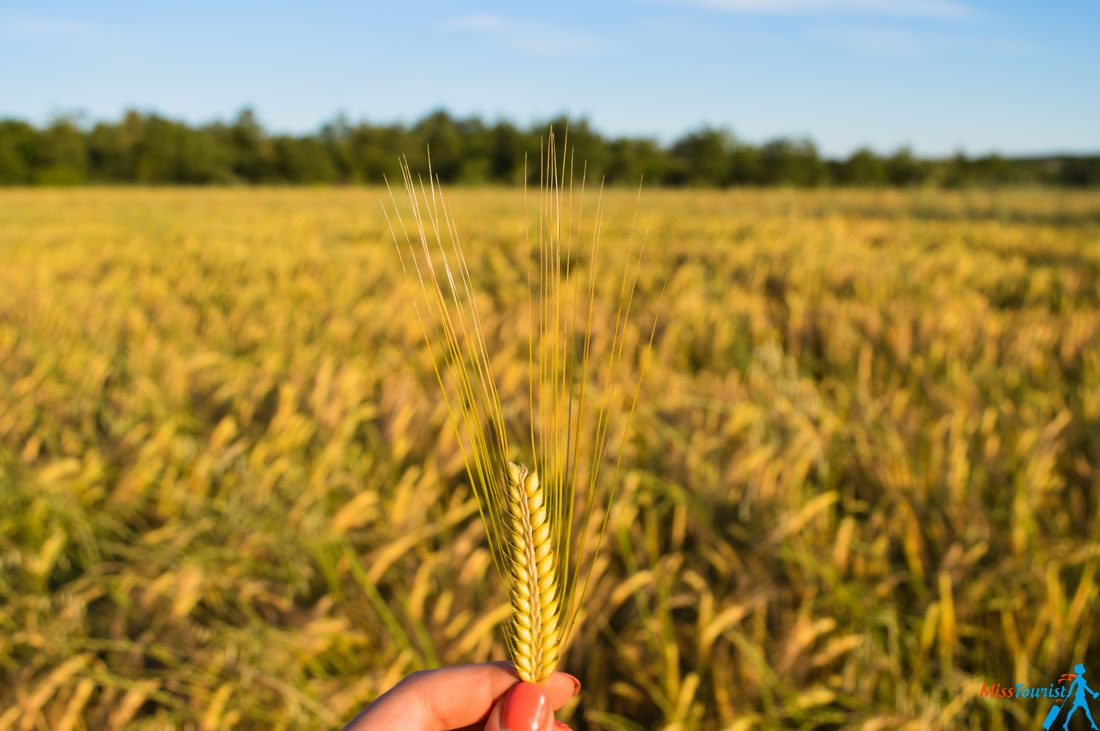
[{"left": 3, "top": 104, "right": 1099, "bottom": 161}]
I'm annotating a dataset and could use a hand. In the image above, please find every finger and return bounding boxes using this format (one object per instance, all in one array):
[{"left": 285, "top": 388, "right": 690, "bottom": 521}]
[
  {"left": 345, "top": 662, "right": 580, "bottom": 730},
  {"left": 543, "top": 671, "right": 581, "bottom": 710},
  {"left": 483, "top": 682, "right": 553, "bottom": 731},
  {"left": 404, "top": 663, "right": 578, "bottom": 725}
]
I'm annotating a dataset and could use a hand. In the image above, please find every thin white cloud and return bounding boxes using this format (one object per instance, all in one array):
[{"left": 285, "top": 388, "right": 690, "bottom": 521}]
[
  {"left": 440, "top": 13, "right": 512, "bottom": 33},
  {"left": 810, "top": 26, "right": 924, "bottom": 56},
  {"left": 810, "top": 25, "right": 1038, "bottom": 58},
  {"left": 676, "top": 0, "right": 975, "bottom": 18},
  {"left": 0, "top": 12, "right": 108, "bottom": 38},
  {"left": 439, "top": 13, "right": 609, "bottom": 55}
]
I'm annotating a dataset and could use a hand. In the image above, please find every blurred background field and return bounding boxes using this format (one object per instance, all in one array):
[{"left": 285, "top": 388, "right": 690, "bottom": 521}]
[{"left": 1, "top": 187, "right": 1099, "bottom": 729}]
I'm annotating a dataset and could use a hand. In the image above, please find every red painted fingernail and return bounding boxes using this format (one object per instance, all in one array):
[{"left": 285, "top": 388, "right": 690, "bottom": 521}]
[
  {"left": 501, "top": 682, "right": 551, "bottom": 731},
  {"left": 562, "top": 672, "right": 581, "bottom": 696},
  {"left": 554, "top": 722, "right": 573, "bottom": 731}
]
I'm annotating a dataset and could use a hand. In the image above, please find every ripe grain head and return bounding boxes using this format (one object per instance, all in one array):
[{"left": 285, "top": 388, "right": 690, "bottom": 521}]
[{"left": 385, "top": 129, "right": 660, "bottom": 682}]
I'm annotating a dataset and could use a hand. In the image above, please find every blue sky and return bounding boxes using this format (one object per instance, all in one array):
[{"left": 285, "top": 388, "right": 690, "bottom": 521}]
[{"left": 1, "top": 1, "right": 1097, "bottom": 157}]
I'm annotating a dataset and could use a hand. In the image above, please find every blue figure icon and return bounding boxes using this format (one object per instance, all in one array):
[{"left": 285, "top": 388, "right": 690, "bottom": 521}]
[{"left": 1060, "top": 664, "right": 1099, "bottom": 730}]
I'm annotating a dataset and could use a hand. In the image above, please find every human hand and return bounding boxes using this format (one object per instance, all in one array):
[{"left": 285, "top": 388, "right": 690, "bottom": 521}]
[{"left": 342, "top": 661, "right": 580, "bottom": 731}]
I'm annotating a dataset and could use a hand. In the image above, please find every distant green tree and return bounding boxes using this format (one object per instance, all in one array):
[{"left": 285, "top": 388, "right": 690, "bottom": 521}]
[
  {"left": 274, "top": 136, "right": 337, "bottom": 183},
  {"left": 33, "top": 116, "right": 88, "bottom": 184},
  {"left": 760, "top": 138, "right": 825, "bottom": 187},
  {"left": 668, "top": 127, "right": 734, "bottom": 186},
  {"left": 320, "top": 114, "right": 354, "bottom": 182},
  {"left": 230, "top": 108, "right": 276, "bottom": 183},
  {"left": 414, "top": 110, "right": 465, "bottom": 181},
  {"left": 1060, "top": 156, "right": 1100, "bottom": 187},
  {"left": 347, "top": 123, "right": 410, "bottom": 183},
  {"left": 454, "top": 117, "right": 493, "bottom": 183},
  {"left": 541, "top": 117, "right": 610, "bottom": 184},
  {"left": 133, "top": 115, "right": 187, "bottom": 183},
  {"left": 942, "top": 151, "right": 971, "bottom": 188},
  {"left": 87, "top": 113, "right": 139, "bottom": 182},
  {"left": 885, "top": 147, "right": 926, "bottom": 186},
  {"left": 837, "top": 148, "right": 887, "bottom": 186},
  {"left": 606, "top": 137, "right": 667, "bottom": 186},
  {"left": 970, "top": 154, "right": 1019, "bottom": 186},
  {"left": 728, "top": 144, "right": 765, "bottom": 185},
  {"left": 0, "top": 109, "right": 1094, "bottom": 188},
  {"left": 0, "top": 120, "right": 36, "bottom": 184},
  {"left": 487, "top": 121, "right": 526, "bottom": 184},
  {"left": 181, "top": 127, "right": 232, "bottom": 183}
]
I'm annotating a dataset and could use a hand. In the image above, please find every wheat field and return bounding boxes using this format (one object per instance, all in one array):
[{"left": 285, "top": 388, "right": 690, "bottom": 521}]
[{"left": 1, "top": 187, "right": 1098, "bottom": 730}]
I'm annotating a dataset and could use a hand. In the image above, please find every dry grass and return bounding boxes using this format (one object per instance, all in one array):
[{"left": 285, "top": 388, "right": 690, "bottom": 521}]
[{"left": 1, "top": 187, "right": 1098, "bottom": 729}]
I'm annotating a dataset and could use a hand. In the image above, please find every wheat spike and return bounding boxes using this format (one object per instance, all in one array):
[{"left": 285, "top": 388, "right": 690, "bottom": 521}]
[
  {"left": 504, "top": 461, "right": 561, "bottom": 683},
  {"left": 385, "top": 128, "right": 658, "bottom": 685}
]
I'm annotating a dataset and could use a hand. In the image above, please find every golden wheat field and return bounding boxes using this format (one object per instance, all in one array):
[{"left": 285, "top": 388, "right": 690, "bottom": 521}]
[{"left": 1, "top": 187, "right": 1099, "bottom": 730}]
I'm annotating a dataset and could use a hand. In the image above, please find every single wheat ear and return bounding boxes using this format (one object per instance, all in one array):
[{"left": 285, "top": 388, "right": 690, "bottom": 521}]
[
  {"left": 504, "top": 461, "right": 561, "bottom": 683},
  {"left": 385, "top": 128, "right": 659, "bottom": 685}
]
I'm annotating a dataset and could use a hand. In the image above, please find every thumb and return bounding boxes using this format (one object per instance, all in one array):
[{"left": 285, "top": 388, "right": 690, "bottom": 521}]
[{"left": 484, "top": 681, "right": 555, "bottom": 731}]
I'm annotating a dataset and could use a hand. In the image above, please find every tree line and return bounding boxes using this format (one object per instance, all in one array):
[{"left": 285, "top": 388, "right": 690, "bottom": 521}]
[{"left": 1, "top": 108, "right": 1097, "bottom": 188}]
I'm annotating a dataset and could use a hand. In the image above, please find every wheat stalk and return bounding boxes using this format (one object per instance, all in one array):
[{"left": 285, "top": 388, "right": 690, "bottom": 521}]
[{"left": 385, "top": 130, "right": 658, "bottom": 684}]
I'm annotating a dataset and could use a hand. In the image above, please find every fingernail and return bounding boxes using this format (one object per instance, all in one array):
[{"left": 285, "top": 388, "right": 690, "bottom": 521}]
[
  {"left": 562, "top": 672, "right": 581, "bottom": 696},
  {"left": 554, "top": 722, "right": 574, "bottom": 731},
  {"left": 501, "top": 681, "right": 551, "bottom": 731}
]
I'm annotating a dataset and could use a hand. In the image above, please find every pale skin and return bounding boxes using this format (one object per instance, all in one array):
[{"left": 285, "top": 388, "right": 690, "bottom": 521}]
[{"left": 342, "top": 662, "right": 579, "bottom": 731}]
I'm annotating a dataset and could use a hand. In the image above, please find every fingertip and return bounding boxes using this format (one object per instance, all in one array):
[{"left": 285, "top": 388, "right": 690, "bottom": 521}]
[
  {"left": 500, "top": 681, "right": 552, "bottom": 731},
  {"left": 543, "top": 670, "right": 581, "bottom": 710}
]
